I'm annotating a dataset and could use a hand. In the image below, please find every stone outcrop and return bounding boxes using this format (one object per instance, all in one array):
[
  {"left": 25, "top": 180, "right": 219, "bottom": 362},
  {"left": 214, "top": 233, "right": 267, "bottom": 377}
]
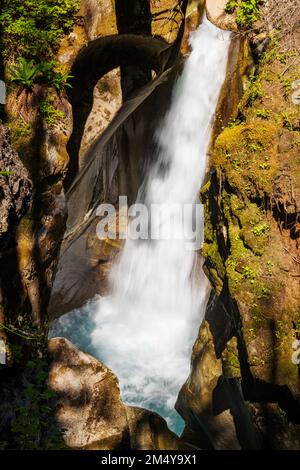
[
  {"left": 5, "top": 86, "right": 70, "bottom": 325},
  {"left": 79, "top": 69, "right": 122, "bottom": 163},
  {"left": 48, "top": 337, "right": 187, "bottom": 450},
  {"left": 176, "top": 318, "right": 242, "bottom": 450},
  {"left": 206, "top": 0, "right": 236, "bottom": 31}
]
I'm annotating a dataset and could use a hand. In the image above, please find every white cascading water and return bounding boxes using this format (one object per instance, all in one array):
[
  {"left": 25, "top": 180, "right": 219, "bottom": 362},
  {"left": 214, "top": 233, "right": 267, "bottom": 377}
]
[{"left": 50, "top": 16, "right": 231, "bottom": 433}]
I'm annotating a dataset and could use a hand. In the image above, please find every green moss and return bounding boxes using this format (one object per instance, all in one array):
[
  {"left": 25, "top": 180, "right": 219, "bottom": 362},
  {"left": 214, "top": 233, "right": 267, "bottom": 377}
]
[
  {"left": 243, "top": 266, "right": 256, "bottom": 281},
  {"left": 252, "top": 223, "right": 270, "bottom": 237},
  {"left": 202, "top": 194, "right": 226, "bottom": 293},
  {"left": 226, "top": 227, "right": 248, "bottom": 294},
  {"left": 281, "top": 111, "right": 300, "bottom": 132},
  {"left": 204, "top": 15, "right": 300, "bottom": 395},
  {"left": 213, "top": 121, "right": 278, "bottom": 198},
  {"left": 222, "top": 336, "right": 241, "bottom": 378},
  {"left": 0, "top": 170, "right": 14, "bottom": 177},
  {"left": 9, "top": 118, "right": 32, "bottom": 146}
]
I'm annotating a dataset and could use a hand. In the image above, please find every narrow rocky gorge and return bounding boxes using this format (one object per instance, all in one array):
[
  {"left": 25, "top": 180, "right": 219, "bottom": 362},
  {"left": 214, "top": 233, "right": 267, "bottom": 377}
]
[{"left": 0, "top": 0, "right": 299, "bottom": 451}]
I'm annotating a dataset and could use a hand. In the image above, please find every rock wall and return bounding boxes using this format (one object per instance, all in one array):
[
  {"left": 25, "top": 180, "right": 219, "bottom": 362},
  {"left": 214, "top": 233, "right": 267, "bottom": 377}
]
[
  {"left": 0, "top": 125, "right": 32, "bottom": 347},
  {"left": 178, "top": 0, "right": 300, "bottom": 450}
]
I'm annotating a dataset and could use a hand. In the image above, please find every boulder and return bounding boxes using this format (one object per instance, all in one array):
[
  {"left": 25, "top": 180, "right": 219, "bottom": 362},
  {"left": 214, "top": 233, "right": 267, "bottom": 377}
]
[
  {"left": 206, "top": 0, "right": 237, "bottom": 31},
  {"left": 48, "top": 337, "right": 129, "bottom": 449},
  {"left": 48, "top": 337, "right": 188, "bottom": 450}
]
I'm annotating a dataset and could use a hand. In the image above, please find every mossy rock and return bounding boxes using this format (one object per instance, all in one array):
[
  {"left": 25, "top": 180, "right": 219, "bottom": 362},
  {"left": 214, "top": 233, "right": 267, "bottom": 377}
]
[{"left": 213, "top": 121, "right": 279, "bottom": 198}]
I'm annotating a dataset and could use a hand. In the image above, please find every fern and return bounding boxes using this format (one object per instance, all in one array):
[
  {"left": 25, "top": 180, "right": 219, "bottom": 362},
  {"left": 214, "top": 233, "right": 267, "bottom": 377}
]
[{"left": 9, "top": 58, "right": 43, "bottom": 88}]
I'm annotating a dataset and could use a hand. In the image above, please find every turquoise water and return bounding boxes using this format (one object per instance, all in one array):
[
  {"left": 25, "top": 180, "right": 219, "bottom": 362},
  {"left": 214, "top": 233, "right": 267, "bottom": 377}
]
[{"left": 49, "top": 300, "right": 185, "bottom": 436}]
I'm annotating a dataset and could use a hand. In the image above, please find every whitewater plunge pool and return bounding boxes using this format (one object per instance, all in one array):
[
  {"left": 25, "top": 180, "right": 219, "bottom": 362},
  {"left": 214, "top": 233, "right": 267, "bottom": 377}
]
[
  {"left": 49, "top": 16, "right": 230, "bottom": 436},
  {"left": 49, "top": 298, "right": 187, "bottom": 434}
]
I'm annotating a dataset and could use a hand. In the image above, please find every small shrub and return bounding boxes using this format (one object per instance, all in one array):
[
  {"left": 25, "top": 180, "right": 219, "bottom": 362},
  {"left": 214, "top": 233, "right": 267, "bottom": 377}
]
[
  {"left": 6, "top": 356, "right": 66, "bottom": 450},
  {"left": 281, "top": 111, "right": 300, "bottom": 131},
  {"left": 1, "top": 1, "right": 79, "bottom": 92},
  {"left": 1, "top": 0, "right": 81, "bottom": 61},
  {"left": 0, "top": 321, "right": 66, "bottom": 450},
  {"left": 39, "top": 98, "right": 65, "bottom": 127},
  {"left": 39, "top": 62, "right": 73, "bottom": 91},
  {"left": 9, "top": 58, "right": 74, "bottom": 91},
  {"left": 245, "top": 74, "right": 264, "bottom": 105},
  {"left": 225, "top": 0, "right": 261, "bottom": 28}
]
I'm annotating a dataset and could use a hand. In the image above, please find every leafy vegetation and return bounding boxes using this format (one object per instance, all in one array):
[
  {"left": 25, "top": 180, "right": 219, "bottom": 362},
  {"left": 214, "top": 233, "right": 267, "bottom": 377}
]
[
  {"left": 225, "top": 0, "right": 261, "bottom": 28},
  {"left": 39, "top": 97, "right": 65, "bottom": 128},
  {"left": 9, "top": 58, "right": 44, "bottom": 89},
  {"left": 0, "top": 323, "right": 66, "bottom": 450},
  {"left": 0, "top": 0, "right": 80, "bottom": 60},
  {"left": 244, "top": 74, "right": 264, "bottom": 106},
  {"left": 1, "top": 0, "right": 79, "bottom": 90},
  {"left": 9, "top": 118, "right": 32, "bottom": 145},
  {"left": 243, "top": 265, "right": 256, "bottom": 281},
  {"left": 10, "top": 359, "right": 65, "bottom": 450},
  {"left": 41, "top": 63, "right": 73, "bottom": 91}
]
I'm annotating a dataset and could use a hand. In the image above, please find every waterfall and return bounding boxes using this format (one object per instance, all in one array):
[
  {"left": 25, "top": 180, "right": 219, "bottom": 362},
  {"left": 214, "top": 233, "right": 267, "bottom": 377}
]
[{"left": 50, "top": 16, "right": 231, "bottom": 434}]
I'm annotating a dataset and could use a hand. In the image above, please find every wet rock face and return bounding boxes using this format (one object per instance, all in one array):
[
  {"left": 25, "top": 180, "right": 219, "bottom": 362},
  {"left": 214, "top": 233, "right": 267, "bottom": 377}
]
[
  {"left": 48, "top": 338, "right": 187, "bottom": 450},
  {"left": 177, "top": 295, "right": 260, "bottom": 450},
  {"left": 3, "top": 102, "right": 70, "bottom": 324}
]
